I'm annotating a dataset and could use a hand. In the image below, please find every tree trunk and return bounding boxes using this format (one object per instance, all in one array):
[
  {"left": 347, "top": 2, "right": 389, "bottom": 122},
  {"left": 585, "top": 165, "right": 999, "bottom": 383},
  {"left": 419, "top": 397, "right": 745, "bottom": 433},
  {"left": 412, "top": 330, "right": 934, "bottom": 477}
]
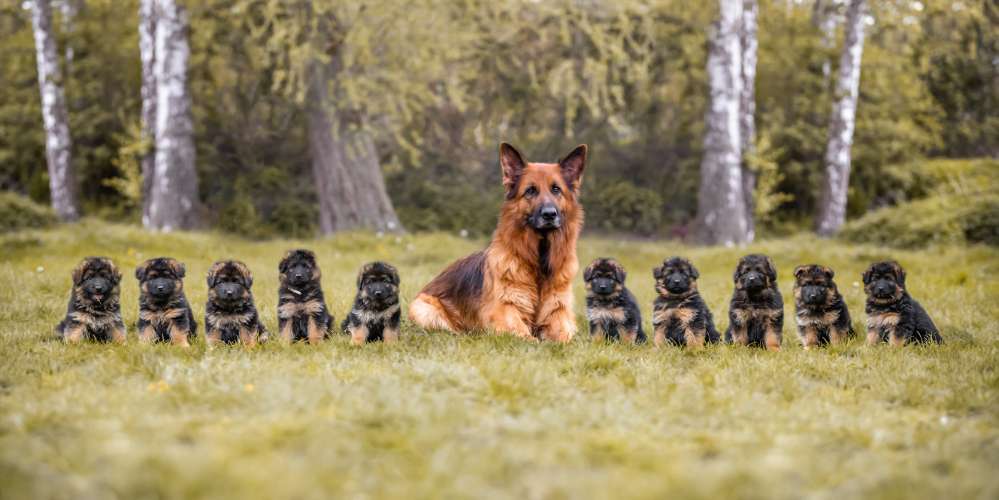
[
  {"left": 816, "top": 0, "right": 866, "bottom": 236},
  {"left": 812, "top": 0, "right": 840, "bottom": 85},
  {"left": 30, "top": 0, "right": 79, "bottom": 221},
  {"left": 146, "top": 0, "right": 199, "bottom": 231},
  {"left": 307, "top": 64, "right": 402, "bottom": 235},
  {"left": 59, "top": 0, "right": 80, "bottom": 75},
  {"left": 739, "top": 0, "right": 758, "bottom": 242},
  {"left": 138, "top": 0, "right": 156, "bottom": 226},
  {"left": 694, "top": 0, "right": 750, "bottom": 246}
]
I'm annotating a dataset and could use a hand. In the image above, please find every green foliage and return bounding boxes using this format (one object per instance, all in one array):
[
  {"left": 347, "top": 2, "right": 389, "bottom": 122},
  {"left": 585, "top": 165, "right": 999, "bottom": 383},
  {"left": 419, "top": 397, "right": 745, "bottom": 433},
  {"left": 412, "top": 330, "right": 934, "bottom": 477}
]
[
  {"left": 584, "top": 180, "right": 664, "bottom": 236},
  {"left": 0, "top": 191, "right": 57, "bottom": 232},
  {"left": 1, "top": 221, "right": 997, "bottom": 498},
  {"left": 839, "top": 158, "right": 999, "bottom": 248}
]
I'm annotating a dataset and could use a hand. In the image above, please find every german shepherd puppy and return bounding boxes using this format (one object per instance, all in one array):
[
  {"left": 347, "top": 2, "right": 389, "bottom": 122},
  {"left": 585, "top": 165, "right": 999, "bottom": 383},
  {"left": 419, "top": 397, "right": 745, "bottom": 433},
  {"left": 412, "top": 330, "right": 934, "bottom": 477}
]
[
  {"left": 725, "top": 254, "right": 784, "bottom": 351},
  {"left": 342, "top": 262, "right": 401, "bottom": 344},
  {"left": 136, "top": 257, "right": 196, "bottom": 346},
  {"left": 652, "top": 257, "right": 719, "bottom": 348},
  {"left": 793, "top": 264, "right": 853, "bottom": 349},
  {"left": 583, "top": 258, "right": 644, "bottom": 344},
  {"left": 277, "top": 249, "right": 332, "bottom": 344},
  {"left": 863, "top": 261, "right": 942, "bottom": 346},
  {"left": 57, "top": 257, "right": 126, "bottom": 343},
  {"left": 205, "top": 260, "right": 267, "bottom": 346},
  {"left": 409, "top": 143, "right": 587, "bottom": 342}
]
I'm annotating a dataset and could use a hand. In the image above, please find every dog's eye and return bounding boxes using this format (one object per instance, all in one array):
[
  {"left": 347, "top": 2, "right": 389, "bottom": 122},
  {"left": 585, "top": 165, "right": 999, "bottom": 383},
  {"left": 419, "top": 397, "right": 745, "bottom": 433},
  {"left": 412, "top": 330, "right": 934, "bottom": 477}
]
[
  {"left": 524, "top": 186, "right": 538, "bottom": 198},
  {"left": 551, "top": 184, "right": 561, "bottom": 195}
]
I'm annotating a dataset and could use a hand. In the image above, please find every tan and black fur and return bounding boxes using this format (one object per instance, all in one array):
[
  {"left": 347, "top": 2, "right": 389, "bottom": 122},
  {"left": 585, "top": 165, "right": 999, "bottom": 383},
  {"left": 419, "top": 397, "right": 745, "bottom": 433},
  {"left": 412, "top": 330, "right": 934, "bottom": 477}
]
[
  {"left": 584, "top": 258, "right": 644, "bottom": 344},
  {"left": 277, "top": 249, "right": 332, "bottom": 344},
  {"left": 863, "top": 261, "right": 942, "bottom": 346},
  {"left": 205, "top": 260, "right": 267, "bottom": 346},
  {"left": 136, "top": 257, "right": 196, "bottom": 346},
  {"left": 409, "top": 143, "right": 586, "bottom": 342},
  {"left": 56, "top": 257, "right": 126, "bottom": 343},
  {"left": 652, "top": 257, "right": 719, "bottom": 348},
  {"left": 793, "top": 264, "right": 853, "bottom": 349},
  {"left": 341, "top": 262, "right": 401, "bottom": 345},
  {"left": 725, "top": 254, "right": 783, "bottom": 351}
]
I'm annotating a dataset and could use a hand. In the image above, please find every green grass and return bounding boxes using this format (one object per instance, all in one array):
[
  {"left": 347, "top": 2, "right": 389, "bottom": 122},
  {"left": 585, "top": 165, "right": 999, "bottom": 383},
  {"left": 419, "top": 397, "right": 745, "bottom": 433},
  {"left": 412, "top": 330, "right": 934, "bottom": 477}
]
[{"left": 1, "top": 220, "right": 997, "bottom": 499}]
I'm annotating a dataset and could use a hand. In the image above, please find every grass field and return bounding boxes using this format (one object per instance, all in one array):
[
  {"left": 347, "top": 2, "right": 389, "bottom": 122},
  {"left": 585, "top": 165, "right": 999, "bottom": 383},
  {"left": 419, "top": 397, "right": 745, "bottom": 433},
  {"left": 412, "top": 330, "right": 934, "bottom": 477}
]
[{"left": 0, "top": 220, "right": 997, "bottom": 499}]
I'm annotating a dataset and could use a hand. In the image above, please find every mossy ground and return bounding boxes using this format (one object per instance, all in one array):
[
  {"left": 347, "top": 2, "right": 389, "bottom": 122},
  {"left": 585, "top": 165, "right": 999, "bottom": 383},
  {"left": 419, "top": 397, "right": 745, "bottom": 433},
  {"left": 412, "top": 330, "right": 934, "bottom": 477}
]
[{"left": 1, "top": 221, "right": 997, "bottom": 499}]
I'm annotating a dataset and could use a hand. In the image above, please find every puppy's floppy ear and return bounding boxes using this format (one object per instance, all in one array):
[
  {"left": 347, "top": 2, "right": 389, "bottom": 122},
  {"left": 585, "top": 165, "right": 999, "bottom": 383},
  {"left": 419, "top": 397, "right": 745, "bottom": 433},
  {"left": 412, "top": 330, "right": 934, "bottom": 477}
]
[
  {"left": 583, "top": 262, "right": 596, "bottom": 282},
  {"left": 71, "top": 259, "right": 87, "bottom": 285},
  {"left": 686, "top": 260, "right": 700, "bottom": 280},
  {"left": 167, "top": 259, "right": 185, "bottom": 279},
  {"left": 821, "top": 266, "right": 834, "bottom": 280},
  {"left": 499, "top": 143, "right": 527, "bottom": 198},
  {"left": 384, "top": 263, "right": 400, "bottom": 285},
  {"left": 733, "top": 260, "right": 744, "bottom": 283},
  {"left": 357, "top": 264, "right": 372, "bottom": 289},
  {"left": 764, "top": 256, "right": 778, "bottom": 281},
  {"left": 104, "top": 259, "right": 122, "bottom": 285},
  {"left": 793, "top": 265, "right": 806, "bottom": 280},
  {"left": 559, "top": 144, "right": 587, "bottom": 191},
  {"left": 233, "top": 261, "right": 253, "bottom": 288},
  {"left": 278, "top": 251, "right": 293, "bottom": 273},
  {"left": 862, "top": 264, "right": 874, "bottom": 285},
  {"left": 613, "top": 263, "right": 627, "bottom": 284},
  {"left": 135, "top": 263, "right": 147, "bottom": 282},
  {"left": 206, "top": 262, "right": 222, "bottom": 288},
  {"left": 890, "top": 261, "right": 906, "bottom": 287}
]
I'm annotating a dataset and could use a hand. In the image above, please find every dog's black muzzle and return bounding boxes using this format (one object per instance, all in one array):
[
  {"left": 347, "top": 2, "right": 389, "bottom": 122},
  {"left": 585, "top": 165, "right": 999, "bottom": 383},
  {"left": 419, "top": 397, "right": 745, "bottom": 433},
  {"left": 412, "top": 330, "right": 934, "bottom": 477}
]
[
  {"left": 872, "top": 280, "right": 897, "bottom": 300},
  {"left": 741, "top": 271, "right": 766, "bottom": 292},
  {"left": 666, "top": 273, "right": 690, "bottom": 294},
  {"left": 287, "top": 264, "right": 312, "bottom": 287},
  {"left": 148, "top": 277, "right": 176, "bottom": 300},
  {"left": 83, "top": 277, "right": 112, "bottom": 303},
  {"left": 802, "top": 285, "right": 825, "bottom": 305},
  {"left": 591, "top": 278, "right": 617, "bottom": 296},
  {"left": 529, "top": 203, "right": 561, "bottom": 231},
  {"left": 215, "top": 283, "right": 244, "bottom": 304},
  {"left": 365, "top": 283, "right": 396, "bottom": 308}
]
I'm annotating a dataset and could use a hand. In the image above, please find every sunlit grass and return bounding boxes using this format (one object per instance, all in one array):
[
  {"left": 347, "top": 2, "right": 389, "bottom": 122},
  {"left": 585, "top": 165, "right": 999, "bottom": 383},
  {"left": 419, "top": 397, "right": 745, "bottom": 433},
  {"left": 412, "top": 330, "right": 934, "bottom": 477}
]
[{"left": 0, "top": 220, "right": 997, "bottom": 499}]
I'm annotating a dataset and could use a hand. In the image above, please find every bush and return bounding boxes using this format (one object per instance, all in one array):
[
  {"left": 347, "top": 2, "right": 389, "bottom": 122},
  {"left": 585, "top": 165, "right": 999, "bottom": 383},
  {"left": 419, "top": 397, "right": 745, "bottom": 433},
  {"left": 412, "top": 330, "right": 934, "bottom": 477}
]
[
  {"left": 584, "top": 181, "right": 664, "bottom": 236},
  {"left": 0, "top": 191, "right": 57, "bottom": 233}
]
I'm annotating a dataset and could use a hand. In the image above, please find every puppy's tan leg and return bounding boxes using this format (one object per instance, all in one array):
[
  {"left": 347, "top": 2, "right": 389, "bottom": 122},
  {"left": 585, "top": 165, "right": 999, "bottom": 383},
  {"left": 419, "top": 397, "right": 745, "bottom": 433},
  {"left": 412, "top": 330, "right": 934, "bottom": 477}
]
[
  {"left": 764, "top": 327, "right": 782, "bottom": 352},
  {"left": 306, "top": 316, "right": 324, "bottom": 345},
  {"left": 865, "top": 328, "right": 881, "bottom": 345},
  {"left": 168, "top": 322, "right": 190, "bottom": 347},
  {"left": 590, "top": 323, "right": 607, "bottom": 342},
  {"left": 799, "top": 325, "right": 819, "bottom": 350},
  {"left": 653, "top": 325, "right": 667, "bottom": 348},
  {"left": 888, "top": 328, "right": 906, "bottom": 347},
  {"left": 382, "top": 325, "right": 400, "bottom": 344},
  {"left": 828, "top": 325, "right": 849, "bottom": 345},
  {"left": 138, "top": 324, "right": 157, "bottom": 343},
  {"left": 205, "top": 328, "right": 222, "bottom": 345},
  {"left": 238, "top": 327, "right": 258, "bottom": 347},
  {"left": 684, "top": 327, "right": 706, "bottom": 349},
  {"left": 109, "top": 324, "right": 127, "bottom": 344},
  {"left": 350, "top": 324, "right": 370, "bottom": 345},
  {"left": 619, "top": 326, "right": 638, "bottom": 345},
  {"left": 730, "top": 326, "right": 750, "bottom": 346},
  {"left": 63, "top": 323, "right": 86, "bottom": 343},
  {"left": 278, "top": 318, "right": 294, "bottom": 343}
]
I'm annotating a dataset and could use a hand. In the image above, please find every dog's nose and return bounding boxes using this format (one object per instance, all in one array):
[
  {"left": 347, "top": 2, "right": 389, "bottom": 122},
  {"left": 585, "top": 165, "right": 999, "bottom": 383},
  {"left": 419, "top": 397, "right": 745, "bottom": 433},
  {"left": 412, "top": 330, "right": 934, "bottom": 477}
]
[
  {"left": 541, "top": 205, "right": 558, "bottom": 221},
  {"left": 670, "top": 277, "right": 683, "bottom": 286},
  {"left": 373, "top": 289, "right": 384, "bottom": 298},
  {"left": 156, "top": 284, "right": 165, "bottom": 292},
  {"left": 225, "top": 289, "right": 234, "bottom": 297},
  {"left": 94, "top": 284, "right": 104, "bottom": 292},
  {"left": 294, "top": 272, "right": 303, "bottom": 280}
]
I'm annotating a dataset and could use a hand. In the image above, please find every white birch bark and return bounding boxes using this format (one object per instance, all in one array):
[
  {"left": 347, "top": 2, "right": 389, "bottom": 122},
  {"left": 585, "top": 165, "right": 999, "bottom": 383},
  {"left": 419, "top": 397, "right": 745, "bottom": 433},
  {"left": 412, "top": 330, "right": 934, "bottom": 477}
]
[
  {"left": 816, "top": 0, "right": 866, "bottom": 236},
  {"left": 146, "top": 0, "right": 199, "bottom": 231},
  {"left": 813, "top": 0, "right": 841, "bottom": 83},
  {"left": 694, "top": 0, "right": 750, "bottom": 246},
  {"left": 739, "top": 0, "right": 758, "bottom": 242},
  {"left": 30, "top": 0, "right": 79, "bottom": 221},
  {"left": 138, "top": 0, "right": 157, "bottom": 226}
]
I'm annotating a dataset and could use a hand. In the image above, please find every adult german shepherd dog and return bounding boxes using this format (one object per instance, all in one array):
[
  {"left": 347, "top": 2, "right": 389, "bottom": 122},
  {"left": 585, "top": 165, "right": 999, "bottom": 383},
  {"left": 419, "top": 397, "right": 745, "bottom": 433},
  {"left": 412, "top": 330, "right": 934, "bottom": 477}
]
[{"left": 409, "top": 143, "right": 587, "bottom": 342}]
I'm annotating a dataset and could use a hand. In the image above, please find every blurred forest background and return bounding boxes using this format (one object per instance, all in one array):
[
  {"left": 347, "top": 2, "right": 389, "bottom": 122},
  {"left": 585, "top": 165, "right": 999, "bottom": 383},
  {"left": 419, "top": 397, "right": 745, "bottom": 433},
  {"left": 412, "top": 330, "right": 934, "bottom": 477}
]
[{"left": 0, "top": 0, "right": 995, "bottom": 244}]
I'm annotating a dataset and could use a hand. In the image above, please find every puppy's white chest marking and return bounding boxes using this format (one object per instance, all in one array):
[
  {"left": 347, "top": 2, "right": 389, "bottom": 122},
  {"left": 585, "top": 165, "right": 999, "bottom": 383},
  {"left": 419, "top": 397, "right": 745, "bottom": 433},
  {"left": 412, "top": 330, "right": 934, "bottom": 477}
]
[
  {"left": 587, "top": 307, "right": 625, "bottom": 323},
  {"left": 354, "top": 303, "right": 400, "bottom": 324}
]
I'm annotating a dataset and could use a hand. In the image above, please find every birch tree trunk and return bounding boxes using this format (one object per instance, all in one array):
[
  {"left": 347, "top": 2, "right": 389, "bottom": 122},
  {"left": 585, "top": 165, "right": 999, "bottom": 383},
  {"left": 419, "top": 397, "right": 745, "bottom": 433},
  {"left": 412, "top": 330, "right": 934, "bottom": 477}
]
[
  {"left": 146, "top": 0, "right": 200, "bottom": 231},
  {"left": 138, "top": 0, "right": 156, "bottom": 226},
  {"left": 816, "top": 0, "right": 866, "bottom": 236},
  {"left": 307, "top": 64, "right": 402, "bottom": 234},
  {"left": 739, "top": 0, "right": 758, "bottom": 242},
  {"left": 30, "top": 0, "right": 79, "bottom": 221},
  {"left": 694, "top": 0, "right": 750, "bottom": 246},
  {"left": 813, "top": 0, "right": 840, "bottom": 84}
]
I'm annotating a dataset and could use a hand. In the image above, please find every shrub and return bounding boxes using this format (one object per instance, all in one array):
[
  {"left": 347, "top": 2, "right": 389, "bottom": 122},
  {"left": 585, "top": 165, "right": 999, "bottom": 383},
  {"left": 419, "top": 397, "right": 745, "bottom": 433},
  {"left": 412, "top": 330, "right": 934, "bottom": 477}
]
[
  {"left": 584, "top": 181, "right": 664, "bottom": 236},
  {"left": 0, "top": 191, "right": 57, "bottom": 233}
]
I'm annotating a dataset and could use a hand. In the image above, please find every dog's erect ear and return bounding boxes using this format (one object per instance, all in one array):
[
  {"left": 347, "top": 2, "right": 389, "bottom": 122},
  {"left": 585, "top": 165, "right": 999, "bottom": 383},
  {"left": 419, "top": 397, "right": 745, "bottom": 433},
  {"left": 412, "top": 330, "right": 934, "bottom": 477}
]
[
  {"left": 499, "top": 143, "right": 526, "bottom": 198},
  {"left": 821, "top": 266, "right": 834, "bottom": 280},
  {"left": 686, "top": 260, "right": 700, "bottom": 280},
  {"left": 793, "top": 265, "right": 806, "bottom": 280},
  {"left": 862, "top": 264, "right": 874, "bottom": 285},
  {"left": 559, "top": 144, "right": 587, "bottom": 191},
  {"left": 764, "top": 256, "right": 778, "bottom": 281},
  {"left": 71, "top": 260, "right": 87, "bottom": 285},
  {"left": 890, "top": 261, "right": 906, "bottom": 287}
]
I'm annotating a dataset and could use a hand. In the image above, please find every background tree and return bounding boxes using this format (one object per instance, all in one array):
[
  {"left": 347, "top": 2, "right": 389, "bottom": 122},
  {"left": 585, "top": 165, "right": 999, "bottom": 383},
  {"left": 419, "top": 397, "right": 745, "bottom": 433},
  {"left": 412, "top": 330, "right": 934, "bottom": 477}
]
[
  {"left": 29, "top": 0, "right": 78, "bottom": 221},
  {"left": 695, "top": 0, "right": 752, "bottom": 245},
  {"left": 142, "top": 0, "right": 200, "bottom": 231},
  {"left": 740, "top": 0, "right": 759, "bottom": 242},
  {"left": 816, "top": 0, "right": 866, "bottom": 236}
]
